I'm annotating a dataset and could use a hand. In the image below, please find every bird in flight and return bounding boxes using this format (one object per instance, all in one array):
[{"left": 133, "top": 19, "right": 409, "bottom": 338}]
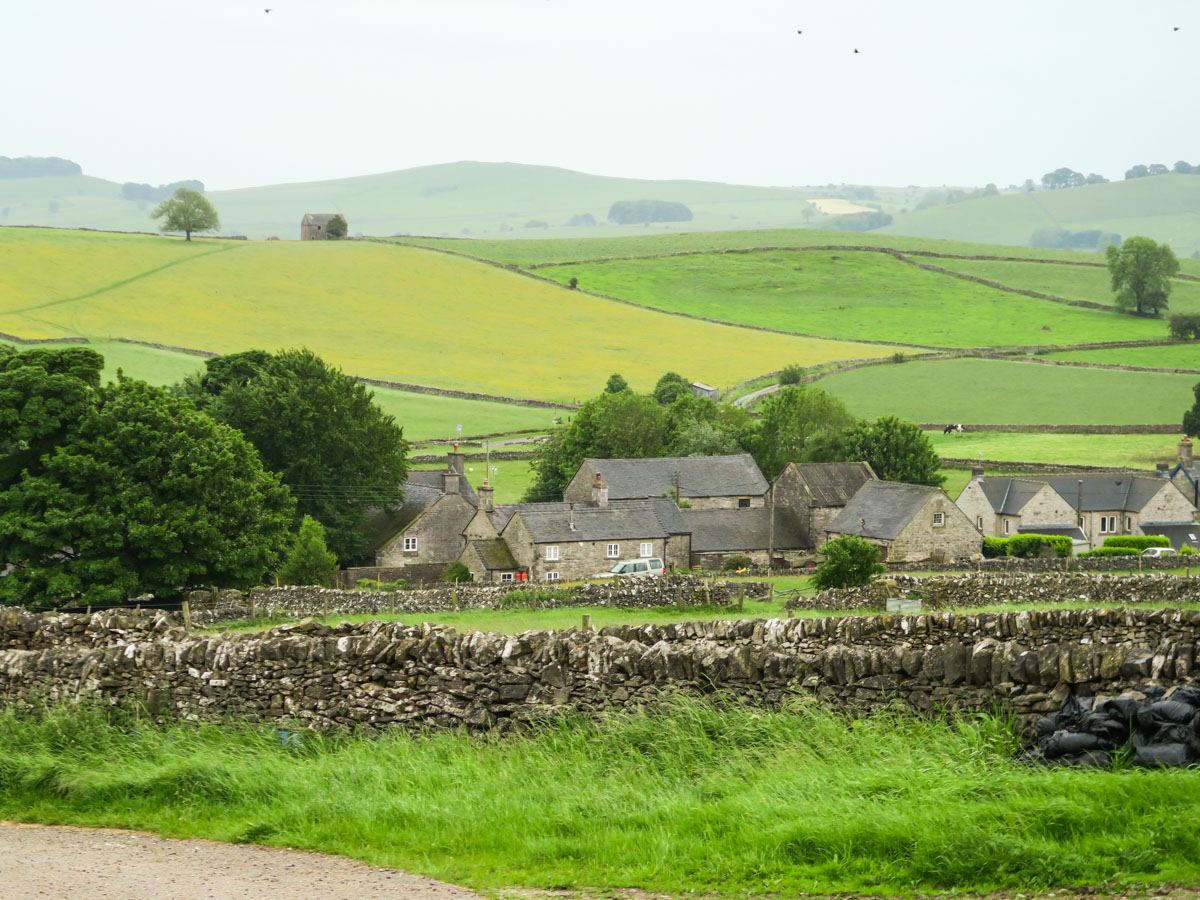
[
  {"left": 853, "top": 48, "right": 860, "bottom": 54},
  {"left": 796, "top": 29, "right": 802, "bottom": 34},
  {"left": 265, "top": 8, "right": 272, "bottom": 12}
]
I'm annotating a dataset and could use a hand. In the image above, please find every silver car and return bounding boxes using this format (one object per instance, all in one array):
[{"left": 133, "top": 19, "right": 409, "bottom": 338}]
[{"left": 593, "top": 558, "right": 665, "bottom": 579}]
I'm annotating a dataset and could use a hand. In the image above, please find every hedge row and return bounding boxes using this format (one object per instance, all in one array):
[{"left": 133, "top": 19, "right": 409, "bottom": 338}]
[
  {"left": 1102, "top": 535, "right": 1171, "bottom": 550},
  {"left": 982, "top": 534, "right": 1073, "bottom": 559}
]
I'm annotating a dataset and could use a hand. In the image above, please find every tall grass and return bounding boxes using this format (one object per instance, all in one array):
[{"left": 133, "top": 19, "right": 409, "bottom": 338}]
[{"left": 2, "top": 698, "right": 1197, "bottom": 895}]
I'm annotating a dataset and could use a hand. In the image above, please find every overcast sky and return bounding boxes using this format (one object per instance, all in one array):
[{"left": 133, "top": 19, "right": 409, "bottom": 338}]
[{"left": 5, "top": 0, "right": 1197, "bottom": 191}]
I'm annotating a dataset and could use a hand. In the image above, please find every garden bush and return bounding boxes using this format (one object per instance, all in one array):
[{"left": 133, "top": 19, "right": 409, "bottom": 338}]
[
  {"left": 354, "top": 577, "right": 407, "bottom": 591},
  {"left": 441, "top": 562, "right": 474, "bottom": 583},
  {"left": 1006, "top": 534, "right": 1072, "bottom": 559},
  {"left": 722, "top": 555, "right": 753, "bottom": 571},
  {"left": 813, "top": 534, "right": 884, "bottom": 590},
  {"left": 1102, "top": 535, "right": 1170, "bottom": 550},
  {"left": 497, "top": 588, "right": 574, "bottom": 607},
  {"left": 779, "top": 364, "right": 804, "bottom": 385},
  {"left": 982, "top": 537, "right": 1009, "bottom": 558}
]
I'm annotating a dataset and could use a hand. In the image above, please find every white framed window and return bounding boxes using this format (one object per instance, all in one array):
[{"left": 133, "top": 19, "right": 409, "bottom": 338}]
[
  {"left": 500, "top": 572, "right": 515, "bottom": 582},
  {"left": 403, "top": 536, "right": 418, "bottom": 552},
  {"left": 546, "top": 545, "right": 560, "bottom": 561},
  {"left": 545, "top": 571, "right": 561, "bottom": 581},
  {"left": 976, "top": 516, "right": 984, "bottom": 530},
  {"left": 1100, "top": 516, "right": 1116, "bottom": 534},
  {"left": 1126, "top": 517, "right": 1131, "bottom": 531},
  {"left": 640, "top": 542, "right": 653, "bottom": 557},
  {"left": 932, "top": 512, "right": 945, "bottom": 527},
  {"left": 1003, "top": 519, "right": 1010, "bottom": 535},
  {"left": 606, "top": 543, "right": 620, "bottom": 558}
]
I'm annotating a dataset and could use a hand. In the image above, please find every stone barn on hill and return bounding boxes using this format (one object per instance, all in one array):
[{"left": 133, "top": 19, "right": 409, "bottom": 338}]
[{"left": 301, "top": 213, "right": 342, "bottom": 240}]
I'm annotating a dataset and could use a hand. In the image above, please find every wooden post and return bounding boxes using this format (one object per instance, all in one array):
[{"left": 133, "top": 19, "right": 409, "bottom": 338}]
[
  {"left": 676, "top": 583, "right": 683, "bottom": 609},
  {"left": 788, "top": 607, "right": 795, "bottom": 619},
  {"left": 452, "top": 585, "right": 459, "bottom": 612},
  {"left": 582, "top": 613, "right": 592, "bottom": 631},
  {"left": 389, "top": 592, "right": 395, "bottom": 616},
  {"left": 181, "top": 600, "right": 192, "bottom": 632},
  {"left": 250, "top": 596, "right": 257, "bottom": 622}
]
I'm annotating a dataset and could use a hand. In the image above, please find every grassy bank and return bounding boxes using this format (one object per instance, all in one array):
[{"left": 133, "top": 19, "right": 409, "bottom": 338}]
[{"left": 2, "top": 700, "right": 1198, "bottom": 896}]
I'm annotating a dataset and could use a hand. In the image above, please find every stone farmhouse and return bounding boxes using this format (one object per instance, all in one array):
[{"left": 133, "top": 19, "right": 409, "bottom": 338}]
[
  {"left": 300, "top": 213, "right": 342, "bottom": 240},
  {"left": 827, "top": 481, "right": 980, "bottom": 563},
  {"left": 957, "top": 470, "right": 1197, "bottom": 551},
  {"left": 368, "top": 450, "right": 981, "bottom": 581}
]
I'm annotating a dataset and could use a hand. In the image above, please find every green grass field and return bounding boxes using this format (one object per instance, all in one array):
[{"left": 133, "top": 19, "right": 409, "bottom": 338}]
[
  {"left": 411, "top": 457, "right": 534, "bottom": 504},
  {"left": 931, "top": 432, "right": 1182, "bottom": 469},
  {"left": 1044, "top": 343, "right": 1200, "bottom": 370},
  {"left": 814, "top": 357, "right": 1197, "bottom": 425},
  {"left": 0, "top": 228, "right": 877, "bottom": 404},
  {"left": 5, "top": 700, "right": 1200, "bottom": 896}
]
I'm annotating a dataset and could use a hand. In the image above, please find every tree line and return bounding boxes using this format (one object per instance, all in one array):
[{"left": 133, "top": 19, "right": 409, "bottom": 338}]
[
  {"left": 523, "top": 372, "right": 943, "bottom": 503},
  {"left": 0, "top": 346, "right": 408, "bottom": 609}
]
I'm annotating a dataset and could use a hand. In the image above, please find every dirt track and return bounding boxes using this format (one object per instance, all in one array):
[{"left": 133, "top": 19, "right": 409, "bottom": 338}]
[{"left": 0, "top": 822, "right": 483, "bottom": 899}]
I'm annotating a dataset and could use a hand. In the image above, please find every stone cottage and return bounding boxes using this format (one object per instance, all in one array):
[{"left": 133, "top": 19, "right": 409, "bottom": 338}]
[
  {"left": 300, "top": 213, "right": 343, "bottom": 241},
  {"left": 771, "top": 461, "right": 877, "bottom": 547},
  {"left": 562, "top": 455, "right": 769, "bottom": 509},
  {"left": 826, "top": 481, "right": 981, "bottom": 563},
  {"left": 956, "top": 472, "right": 1078, "bottom": 539}
]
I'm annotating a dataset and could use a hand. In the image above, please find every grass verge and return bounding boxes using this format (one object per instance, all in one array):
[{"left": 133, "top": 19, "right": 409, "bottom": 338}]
[{"left": 2, "top": 699, "right": 1199, "bottom": 896}]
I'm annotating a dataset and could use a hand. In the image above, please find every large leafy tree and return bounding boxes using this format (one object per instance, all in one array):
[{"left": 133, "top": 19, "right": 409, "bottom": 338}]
[
  {"left": 185, "top": 348, "right": 409, "bottom": 562},
  {"left": 277, "top": 515, "right": 339, "bottom": 586},
  {"left": 0, "top": 377, "right": 294, "bottom": 609},
  {"left": 1106, "top": 236, "right": 1180, "bottom": 316},
  {"left": 750, "top": 385, "right": 855, "bottom": 480},
  {"left": 812, "top": 534, "right": 885, "bottom": 590},
  {"left": 844, "top": 415, "right": 944, "bottom": 487},
  {"left": 151, "top": 187, "right": 220, "bottom": 241}
]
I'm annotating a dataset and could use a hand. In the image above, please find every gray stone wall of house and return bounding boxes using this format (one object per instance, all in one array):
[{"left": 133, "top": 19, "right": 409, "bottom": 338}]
[
  {"left": 685, "top": 496, "right": 764, "bottom": 510},
  {"left": 502, "top": 517, "right": 536, "bottom": 572},
  {"left": 883, "top": 494, "right": 981, "bottom": 562},
  {"left": 376, "top": 494, "right": 474, "bottom": 568},
  {"left": 531, "top": 538, "right": 666, "bottom": 581},
  {"left": 770, "top": 468, "right": 812, "bottom": 542},
  {"left": 664, "top": 533, "right": 691, "bottom": 572},
  {"left": 3, "top": 605, "right": 1197, "bottom": 735}
]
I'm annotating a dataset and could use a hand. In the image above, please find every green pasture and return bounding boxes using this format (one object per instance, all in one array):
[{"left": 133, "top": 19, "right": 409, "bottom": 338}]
[
  {"left": 931, "top": 431, "right": 1182, "bottom": 469},
  {"left": 1044, "top": 343, "right": 1200, "bottom": 370},
  {"left": 932, "top": 256, "right": 1200, "bottom": 316},
  {"left": 815, "top": 357, "right": 1196, "bottom": 425},
  {"left": 526, "top": 249, "right": 1165, "bottom": 348},
  {"left": 5, "top": 698, "right": 1200, "bottom": 896},
  {"left": 411, "top": 457, "right": 534, "bottom": 504},
  {"left": 400, "top": 227, "right": 1102, "bottom": 268},
  {"left": 0, "top": 228, "right": 874, "bottom": 404}
]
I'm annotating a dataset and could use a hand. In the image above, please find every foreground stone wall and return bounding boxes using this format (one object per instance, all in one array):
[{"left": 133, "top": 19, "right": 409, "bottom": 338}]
[{"left": 1, "top": 605, "right": 1196, "bottom": 734}]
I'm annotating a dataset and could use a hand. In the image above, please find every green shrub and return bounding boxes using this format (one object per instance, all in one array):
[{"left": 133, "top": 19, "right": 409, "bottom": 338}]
[
  {"left": 1006, "top": 533, "right": 1072, "bottom": 558},
  {"left": 354, "top": 577, "right": 407, "bottom": 591},
  {"left": 982, "top": 537, "right": 1009, "bottom": 558},
  {"left": 813, "top": 534, "right": 885, "bottom": 590},
  {"left": 1181, "top": 545, "right": 1198, "bottom": 556},
  {"left": 441, "top": 562, "right": 474, "bottom": 583},
  {"left": 722, "top": 555, "right": 753, "bottom": 571},
  {"left": 1077, "top": 547, "right": 1140, "bottom": 558},
  {"left": 1102, "top": 535, "right": 1170, "bottom": 550},
  {"left": 497, "top": 588, "right": 573, "bottom": 607},
  {"left": 779, "top": 364, "right": 804, "bottom": 385}
]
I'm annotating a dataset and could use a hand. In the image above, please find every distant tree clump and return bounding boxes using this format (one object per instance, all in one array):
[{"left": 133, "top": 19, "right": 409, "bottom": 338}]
[
  {"left": 1030, "top": 228, "right": 1121, "bottom": 251},
  {"left": 827, "top": 210, "right": 892, "bottom": 232},
  {"left": 1124, "top": 162, "right": 1182, "bottom": 179},
  {"left": 604, "top": 373, "right": 629, "bottom": 394},
  {"left": 566, "top": 213, "right": 597, "bottom": 227},
  {"left": 607, "top": 199, "right": 693, "bottom": 225},
  {"left": 151, "top": 187, "right": 220, "bottom": 241},
  {"left": 653, "top": 371, "right": 690, "bottom": 405},
  {"left": 751, "top": 385, "right": 855, "bottom": 480},
  {"left": 1041, "top": 167, "right": 1086, "bottom": 190},
  {"left": 121, "top": 179, "right": 204, "bottom": 203},
  {"left": 1169, "top": 314, "right": 1200, "bottom": 341},
  {"left": 0, "top": 156, "right": 82, "bottom": 178},
  {"left": 1106, "top": 236, "right": 1179, "bottom": 316},
  {"left": 325, "top": 214, "right": 348, "bottom": 239},
  {"left": 844, "top": 415, "right": 945, "bottom": 487}
]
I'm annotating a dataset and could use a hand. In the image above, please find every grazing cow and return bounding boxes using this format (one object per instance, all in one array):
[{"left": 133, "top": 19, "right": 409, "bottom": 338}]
[{"left": 943, "top": 424, "right": 964, "bottom": 434}]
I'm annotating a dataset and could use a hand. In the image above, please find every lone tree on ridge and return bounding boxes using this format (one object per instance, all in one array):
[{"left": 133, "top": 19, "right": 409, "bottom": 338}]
[
  {"left": 151, "top": 187, "right": 220, "bottom": 241},
  {"left": 1106, "top": 236, "right": 1179, "bottom": 316}
]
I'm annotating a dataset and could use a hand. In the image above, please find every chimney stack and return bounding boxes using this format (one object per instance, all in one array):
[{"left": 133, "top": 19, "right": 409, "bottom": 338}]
[
  {"left": 971, "top": 467, "right": 985, "bottom": 480},
  {"left": 447, "top": 442, "right": 466, "bottom": 478},
  {"left": 592, "top": 471, "right": 608, "bottom": 507},
  {"left": 478, "top": 479, "right": 494, "bottom": 512},
  {"left": 1157, "top": 463, "right": 1171, "bottom": 478},
  {"left": 1180, "top": 436, "right": 1193, "bottom": 465}
]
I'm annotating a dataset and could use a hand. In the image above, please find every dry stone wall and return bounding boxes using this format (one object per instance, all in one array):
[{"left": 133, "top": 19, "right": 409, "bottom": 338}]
[{"left": 1, "top": 604, "right": 1197, "bottom": 735}]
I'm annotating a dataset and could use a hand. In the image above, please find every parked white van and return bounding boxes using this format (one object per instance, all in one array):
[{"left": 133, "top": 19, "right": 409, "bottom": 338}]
[{"left": 592, "top": 558, "right": 666, "bottom": 579}]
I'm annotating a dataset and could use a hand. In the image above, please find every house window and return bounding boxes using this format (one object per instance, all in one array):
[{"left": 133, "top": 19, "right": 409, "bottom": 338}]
[
  {"left": 1126, "top": 517, "right": 1131, "bottom": 531},
  {"left": 1003, "top": 520, "right": 1010, "bottom": 535},
  {"left": 977, "top": 516, "right": 984, "bottom": 530},
  {"left": 932, "top": 512, "right": 945, "bottom": 527},
  {"left": 546, "top": 571, "right": 561, "bottom": 581},
  {"left": 738, "top": 497, "right": 751, "bottom": 508},
  {"left": 1100, "top": 516, "right": 1116, "bottom": 534},
  {"left": 500, "top": 572, "right": 515, "bottom": 582},
  {"left": 640, "top": 542, "right": 653, "bottom": 557},
  {"left": 606, "top": 543, "right": 620, "bottom": 558},
  {"left": 546, "top": 545, "right": 560, "bottom": 561},
  {"left": 403, "top": 536, "right": 418, "bottom": 552}
]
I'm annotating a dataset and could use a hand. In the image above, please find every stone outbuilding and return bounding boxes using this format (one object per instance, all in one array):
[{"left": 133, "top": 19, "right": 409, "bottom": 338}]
[
  {"left": 562, "top": 455, "right": 769, "bottom": 510},
  {"left": 826, "top": 481, "right": 981, "bottom": 563},
  {"left": 679, "top": 507, "right": 808, "bottom": 569},
  {"left": 771, "top": 461, "right": 877, "bottom": 547},
  {"left": 300, "top": 213, "right": 343, "bottom": 240}
]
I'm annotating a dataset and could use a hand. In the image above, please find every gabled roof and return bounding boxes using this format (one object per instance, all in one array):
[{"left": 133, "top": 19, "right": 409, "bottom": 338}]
[
  {"left": 301, "top": 213, "right": 339, "bottom": 225},
  {"left": 785, "top": 461, "right": 876, "bottom": 507},
  {"left": 1138, "top": 521, "right": 1200, "bottom": 550},
  {"left": 1041, "top": 474, "right": 1170, "bottom": 513},
  {"left": 509, "top": 499, "right": 685, "bottom": 544},
  {"left": 467, "top": 539, "right": 519, "bottom": 571},
  {"left": 977, "top": 477, "right": 1051, "bottom": 516},
  {"left": 828, "top": 481, "right": 940, "bottom": 541},
  {"left": 405, "top": 470, "right": 479, "bottom": 508},
  {"left": 581, "top": 454, "right": 767, "bottom": 500},
  {"left": 681, "top": 507, "right": 807, "bottom": 553}
]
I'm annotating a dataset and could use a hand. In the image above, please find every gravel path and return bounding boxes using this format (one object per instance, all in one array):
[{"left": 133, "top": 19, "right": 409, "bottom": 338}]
[{"left": 0, "top": 822, "right": 484, "bottom": 899}]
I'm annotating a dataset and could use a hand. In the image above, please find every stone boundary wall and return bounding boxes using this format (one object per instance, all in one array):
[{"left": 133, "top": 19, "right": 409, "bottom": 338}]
[
  {"left": 0, "top": 332, "right": 89, "bottom": 345},
  {"left": 185, "top": 578, "right": 768, "bottom": 627},
  {"left": 1, "top": 605, "right": 1196, "bottom": 733},
  {"left": 933, "top": 424, "right": 1178, "bottom": 435},
  {"left": 793, "top": 572, "right": 1200, "bottom": 612},
  {"left": 890, "top": 556, "right": 1188, "bottom": 573},
  {"left": 939, "top": 457, "right": 1154, "bottom": 473}
]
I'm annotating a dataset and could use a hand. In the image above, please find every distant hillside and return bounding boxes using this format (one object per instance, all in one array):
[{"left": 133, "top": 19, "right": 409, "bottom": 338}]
[
  {"left": 882, "top": 174, "right": 1200, "bottom": 257},
  {"left": 0, "top": 161, "right": 866, "bottom": 241}
]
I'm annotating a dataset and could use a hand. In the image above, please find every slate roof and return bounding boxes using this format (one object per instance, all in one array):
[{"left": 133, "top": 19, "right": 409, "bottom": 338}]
[
  {"left": 1138, "top": 521, "right": 1200, "bottom": 550},
  {"left": 681, "top": 508, "right": 807, "bottom": 553},
  {"left": 365, "top": 470, "right": 480, "bottom": 553},
  {"left": 1016, "top": 524, "right": 1088, "bottom": 543},
  {"left": 581, "top": 455, "right": 768, "bottom": 500},
  {"left": 510, "top": 499, "right": 687, "bottom": 544},
  {"left": 301, "top": 213, "right": 339, "bottom": 226},
  {"left": 978, "top": 477, "right": 1050, "bottom": 516},
  {"left": 1041, "top": 475, "right": 1168, "bottom": 512},
  {"left": 787, "top": 462, "right": 876, "bottom": 507},
  {"left": 827, "top": 481, "right": 939, "bottom": 541},
  {"left": 467, "top": 539, "right": 519, "bottom": 571}
]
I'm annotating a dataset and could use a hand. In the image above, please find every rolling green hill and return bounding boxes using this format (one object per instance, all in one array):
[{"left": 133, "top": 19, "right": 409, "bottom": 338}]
[{"left": 882, "top": 175, "right": 1200, "bottom": 257}]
